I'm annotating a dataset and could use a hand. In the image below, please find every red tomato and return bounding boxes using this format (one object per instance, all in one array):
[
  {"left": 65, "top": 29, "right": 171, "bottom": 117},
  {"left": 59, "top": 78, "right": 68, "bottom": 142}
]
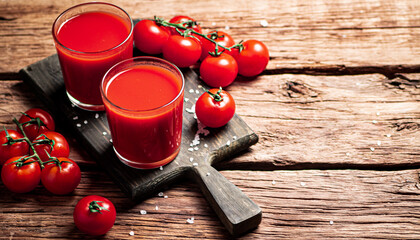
[
  {"left": 1, "top": 156, "right": 41, "bottom": 193},
  {"left": 195, "top": 88, "right": 236, "bottom": 128},
  {"left": 168, "top": 15, "right": 202, "bottom": 35},
  {"left": 234, "top": 40, "right": 269, "bottom": 77},
  {"left": 200, "top": 53, "right": 238, "bottom": 88},
  {"left": 32, "top": 131, "right": 70, "bottom": 162},
  {"left": 73, "top": 195, "right": 117, "bottom": 236},
  {"left": 18, "top": 108, "right": 55, "bottom": 141},
  {"left": 41, "top": 157, "right": 81, "bottom": 195},
  {"left": 0, "top": 129, "right": 29, "bottom": 165},
  {"left": 200, "top": 31, "right": 235, "bottom": 61},
  {"left": 133, "top": 19, "right": 170, "bottom": 55},
  {"left": 162, "top": 35, "right": 202, "bottom": 68}
]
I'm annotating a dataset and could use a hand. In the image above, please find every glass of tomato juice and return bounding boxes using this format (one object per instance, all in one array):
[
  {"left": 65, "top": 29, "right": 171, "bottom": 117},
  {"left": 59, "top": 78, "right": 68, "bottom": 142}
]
[
  {"left": 52, "top": 2, "right": 133, "bottom": 111},
  {"left": 101, "top": 57, "right": 184, "bottom": 169}
]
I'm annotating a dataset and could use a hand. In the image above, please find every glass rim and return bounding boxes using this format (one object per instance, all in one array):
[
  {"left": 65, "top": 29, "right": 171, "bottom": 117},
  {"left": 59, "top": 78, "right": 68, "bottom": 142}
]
[
  {"left": 101, "top": 56, "right": 185, "bottom": 113},
  {"left": 52, "top": 2, "right": 134, "bottom": 55}
]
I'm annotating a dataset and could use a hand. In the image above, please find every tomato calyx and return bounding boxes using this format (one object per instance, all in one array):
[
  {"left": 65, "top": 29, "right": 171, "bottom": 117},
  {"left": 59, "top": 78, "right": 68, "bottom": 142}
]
[
  {"left": 19, "top": 112, "right": 47, "bottom": 129},
  {"left": 201, "top": 86, "right": 224, "bottom": 102},
  {"left": 89, "top": 201, "right": 110, "bottom": 214},
  {"left": 42, "top": 155, "right": 73, "bottom": 172},
  {"left": 1, "top": 127, "right": 25, "bottom": 146},
  {"left": 5, "top": 155, "right": 38, "bottom": 167}
]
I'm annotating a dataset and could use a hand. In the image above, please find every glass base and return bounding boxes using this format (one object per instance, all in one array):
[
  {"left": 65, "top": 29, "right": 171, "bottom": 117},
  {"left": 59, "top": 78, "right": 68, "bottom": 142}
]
[
  {"left": 67, "top": 91, "right": 104, "bottom": 111},
  {"left": 114, "top": 147, "right": 180, "bottom": 169}
]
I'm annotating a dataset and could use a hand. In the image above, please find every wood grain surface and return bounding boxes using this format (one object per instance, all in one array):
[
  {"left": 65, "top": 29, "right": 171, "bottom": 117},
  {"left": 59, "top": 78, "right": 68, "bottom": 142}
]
[{"left": 0, "top": 0, "right": 419, "bottom": 239}]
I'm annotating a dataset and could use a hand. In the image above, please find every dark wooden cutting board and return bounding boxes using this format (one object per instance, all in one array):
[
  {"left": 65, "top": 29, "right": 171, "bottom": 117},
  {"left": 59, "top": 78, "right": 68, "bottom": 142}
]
[{"left": 19, "top": 53, "right": 261, "bottom": 236}]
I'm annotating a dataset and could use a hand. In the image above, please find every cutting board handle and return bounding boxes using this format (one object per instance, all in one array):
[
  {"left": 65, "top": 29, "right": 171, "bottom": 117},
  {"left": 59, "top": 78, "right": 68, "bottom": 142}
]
[{"left": 192, "top": 164, "right": 262, "bottom": 236}]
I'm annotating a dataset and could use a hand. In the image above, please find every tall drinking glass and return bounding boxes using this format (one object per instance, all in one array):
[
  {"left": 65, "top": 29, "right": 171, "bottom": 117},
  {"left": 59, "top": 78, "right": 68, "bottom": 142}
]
[
  {"left": 52, "top": 2, "right": 133, "bottom": 111},
  {"left": 101, "top": 57, "right": 184, "bottom": 169}
]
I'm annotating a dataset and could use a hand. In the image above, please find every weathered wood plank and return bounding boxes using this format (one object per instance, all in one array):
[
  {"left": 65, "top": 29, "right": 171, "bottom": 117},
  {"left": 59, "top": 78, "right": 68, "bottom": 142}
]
[
  {"left": 1, "top": 169, "right": 420, "bottom": 239},
  {"left": 1, "top": 0, "right": 420, "bottom": 73}
]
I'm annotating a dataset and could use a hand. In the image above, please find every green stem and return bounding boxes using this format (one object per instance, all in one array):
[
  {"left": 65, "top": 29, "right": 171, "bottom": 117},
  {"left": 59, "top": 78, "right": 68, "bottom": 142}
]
[
  {"left": 200, "top": 86, "right": 224, "bottom": 102},
  {"left": 154, "top": 17, "right": 243, "bottom": 56},
  {"left": 12, "top": 118, "right": 44, "bottom": 168}
]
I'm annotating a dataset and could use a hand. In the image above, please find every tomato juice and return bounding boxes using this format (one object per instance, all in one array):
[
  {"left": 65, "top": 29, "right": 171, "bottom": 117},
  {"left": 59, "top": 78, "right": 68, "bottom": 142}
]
[
  {"left": 101, "top": 57, "right": 184, "bottom": 169},
  {"left": 53, "top": 3, "right": 133, "bottom": 111}
]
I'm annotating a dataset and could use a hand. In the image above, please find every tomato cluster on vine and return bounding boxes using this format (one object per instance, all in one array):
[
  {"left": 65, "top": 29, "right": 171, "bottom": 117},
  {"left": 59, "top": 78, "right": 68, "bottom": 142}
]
[
  {"left": 133, "top": 15, "right": 270, "bottom": 88},
  {"left": 0, "top": 108, "right": 81, "bottom": 195}
]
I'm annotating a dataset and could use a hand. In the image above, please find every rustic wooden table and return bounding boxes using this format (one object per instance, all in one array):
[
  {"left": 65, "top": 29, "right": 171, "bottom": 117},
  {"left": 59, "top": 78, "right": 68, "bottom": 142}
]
[{"left": 1, "top": 0, "right": 419, "bottom": 239}]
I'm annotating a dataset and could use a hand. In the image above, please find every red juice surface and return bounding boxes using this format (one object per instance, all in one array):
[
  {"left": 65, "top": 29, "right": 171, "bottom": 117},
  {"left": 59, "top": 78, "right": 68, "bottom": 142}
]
[
  {"left": 55, "top": 11, "right": 133, "bottom": 106},
  {"left": 104, "top": 64, "right": 184, "bottom": 168}
]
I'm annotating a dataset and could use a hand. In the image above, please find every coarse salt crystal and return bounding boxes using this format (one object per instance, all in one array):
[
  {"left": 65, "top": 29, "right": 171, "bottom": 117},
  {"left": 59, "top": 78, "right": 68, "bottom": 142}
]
[
  {"left": 189, "top": 157, "right": 194, "bottom": 162},
  {"left": 271, "top": 180, "right": 276, "bottom": 185},
  {"left": 76, "top": 123, "right": 82, "bottom": 128},
  {"left": 188, "top": 148, "right": 194, "bottom": 152},
  {"left": 83, "top": 120, "right": 88, "bottom": 124},
  {"left": 73, "top": 116, "right": 79, "bottom": 120},
  {"left": 193, "top": 146, "right": 199, "bottom": 151},
  {"left": 159, "top": 166, "right": 163, "bottom": 171},
  {"left": 184, "top": 98, "right": 189, "bottom": 102},
  {"left": 260, "top": 20, "right": 268, "bottom": 27},
  {"left": 346, "top": 152, "right": 350, "bottom": 156},
  {"left": 370, "top": 147, "right": 375, "bottom": 151},
  {"left": 212, "top": 22, "right": 216, "bottom": 26},
  {"left": 102, "top": 132, "right": 107, "bottom": 136},
  {"left": 372, "top": 120, "right": 378, "bottom": 124},
  {"left": 377, "top": 140, "right": 381, "bottom": 146},
  {"left": 129, "top": 231, "right": 135, "bottom": 236},
  {"left": 189, "top": 89, "right": 194, "bottom": 93},
  {"left": 204, "top": 144, "right": 208, "bottom": 148},
  {"left": 109, "top": 139, "right": 113, "bottom": 143},
  {"left": 155, "top": 205, "right": 159, "bottom": 210},
  {"left": 186, "top": 104, "right": 195, "bottom": 114},
  {"left": 386, "top": 134, "right": 392, "bottom": 137},
  {"left": 300, "top": 182, "right": 306, "bottom": 187},
  {"left": 226, "top": 140, "right": 231, "bottom": 146},
  {"left": 158, "top": 192, "right": 164, "bottom": 197},
  {"left": 329, "top": 221, "right": 334, "bottom": 225},
  {"left": 232, "top": 136, "right": 237, "bottom": 140},
  {"left": 186, "top": 217, "right": 195, "bottom": 224},
  {"left": 195, "top": 89, "right": 199, "bottom": 94},
  {"left": 164, "top": 195, "right": 168, "bottom": 198},
  {"left": 206, "top": 172, "right": 210, "bottom": 176},
  {"left": 225, "top": 26, "right": 230, "bottom": 30},
  {"left": 193, "top": 162, "right": 198, "bottom": 167},
  {"left": 140, "top": 210, "right": 147, "bottom": 215},
  {"left": 95, "top": 113, "right": 99, "bottom": 119},
  {"left": 376, "top": 112, "right": 380, "bottom": 116}
]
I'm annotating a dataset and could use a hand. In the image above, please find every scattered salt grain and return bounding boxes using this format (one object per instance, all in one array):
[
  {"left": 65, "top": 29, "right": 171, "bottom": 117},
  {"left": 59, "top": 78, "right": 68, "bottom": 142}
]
[
  {"left": 129, "top": 231, "right": 135, "bottom": 236},
  {"left": 95, "top": 113, "right": 99, "bottom": 119},
  {"left": 189, "top": 89, "right": 194, "bottom": 93},
  {"left": 158, "top": 192, "right": 164, "bottom": 197},
  {"left": 232, "top": 136, "right": 237, "bottom": 140},
  {"left": 188, "top": 147, "right": 194, "bottom": 152},
  {"left": 376, "top": 112, "right": 380, "bottom": 116},
  {"left": 193, "top": 146, "right": 199, "bottom": 151},
  {"left": 300, "top": 182, "right": 306, "bottom": 187},
  {"left": 193, "top": 162, "right": 198, "bottom": 167},
  {"left": 184, "top": 98, "right": 189, "bottom": 102},
  {"left": 83, "top": 120, "right": 88, "bottom": 124},
  {"left": 186, "top": 104, "right": 195, "bottom": 114},
  {"left": 386, "top": 134, "right": 392, "bottom": 138},
  {"left": 271, "top": 180, "right": 276, "bottom": 185},
  {"left": 159, "top": 166, "right": 163, "bottom": 171},
  {"left": 260, "top": 20, "right": 268, "bottom": 27},
  {"left": 204, "top": 143, "right": 208, "bottom": 148},
  {"left": 76, "top": 123, "right": 82, "bottom": 128},
  {"left": 372, "top": 120, "right": 378, "bottom": 124},
  {"left": 226, "top": 140, "right": 231, "bottom": 146},
  {"left": 155, "top": 205, "right": 159, "bottom": 210},
  {"left": 377, "top": 140, "right": 382, "bottom": 146},
  {"left": 329, "top": 221, "right": 334, "bottom": 225},
  {"left": 109, "top": 139, "right": 113, "bottom": 143},
  {"left": 73, "top": 116, "right": 79, "bottom": 120},
  {"left": 195, "top": 98, "right": 198, "bottom": 101},
  {"left": 212, "top": 22, "right": 216, "bottom": 26},
  {"left": 189, "top": 157, "right": 194, "bottom": 162},
  {"left": 164, "top": 195, "right": 168, "bottom": 199},
  {"left": 370, "top": 147, "right": 375, "bottom": 152},
  {"left": 186, "top": 217, "right": 195, "bottom": 224},
  {"left": 195, "top": 89, "right": 199, "bottom": 94},
  {"left": 102, "top": 132, "right": 107, "bottom": 136},
  {"left": 140, "top": 210, "right": 147, "bottom": 215},
  {"left": 206, "top": 172, "right": 211, "bottom": 176},
  {"left": 225, "top": 26, "right": 230, "bottom": 30},
  {"left": 346, "top": 152, "right": 351, "bottom": 156}
]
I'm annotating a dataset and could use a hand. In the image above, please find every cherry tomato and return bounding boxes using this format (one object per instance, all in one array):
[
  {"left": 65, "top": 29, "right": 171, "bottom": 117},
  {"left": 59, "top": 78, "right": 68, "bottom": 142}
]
[
  {"left": 234, "top": 40, "right": 269, "bottom": 77},
  {"left": 200, "top": 52, "right": 238, "bottom": 88},
  {"left": 133, "top": 19, "right": 170, "bottom": 55},
  {"left": 200, "top": 31, "right": 235, "bottom": 61},
  {"left": 1, "top": 156, "right": 41, "bottom": 193},
  {"left": 195, "top": 88, "right": 236, "bottom": 128},
  {"left": 168, "top": 15, "right": 202, "bottom": 35},
  {"left": 17, "top": 108, "right": 55, "bottom": 141},
  {"left": 41, "top": 157, "right": 81, "bottom": 195},
  {"left": 162, "top": 35, "right": 202, "bottom": 68},
  {"left": 32, "top": 131, "right": 70, "bottom": 162},
  {"left": 0, "top": 129, "right": 29, "bottom": 165},
  {"left": 74, "top": 195, "right": 117, "bottom": 236}
]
